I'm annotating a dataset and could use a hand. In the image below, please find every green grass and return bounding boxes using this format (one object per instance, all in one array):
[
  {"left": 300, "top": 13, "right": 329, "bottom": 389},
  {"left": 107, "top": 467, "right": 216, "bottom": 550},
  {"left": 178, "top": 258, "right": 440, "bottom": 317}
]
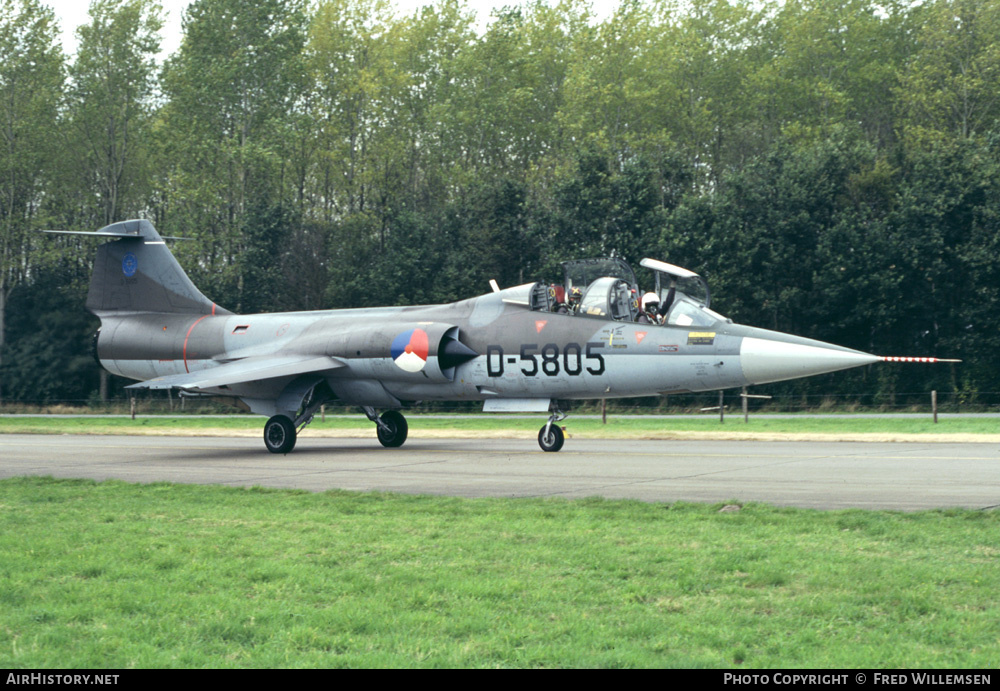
[
  {"left": 1, "top": 477, "right": 998, "bottom": 668},
  {"left": 0, "top": 414, "right": 996, "bottom": 438}
]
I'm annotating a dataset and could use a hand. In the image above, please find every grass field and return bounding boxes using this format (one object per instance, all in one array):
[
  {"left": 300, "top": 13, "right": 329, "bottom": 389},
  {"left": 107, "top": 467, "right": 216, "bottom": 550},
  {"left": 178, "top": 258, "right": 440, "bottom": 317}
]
[
  {"left": 1, "top": 476, "right": 998, "bottom": 668},
  {"left": 0, "top": 414, "right": 998, "bottom": 441}
]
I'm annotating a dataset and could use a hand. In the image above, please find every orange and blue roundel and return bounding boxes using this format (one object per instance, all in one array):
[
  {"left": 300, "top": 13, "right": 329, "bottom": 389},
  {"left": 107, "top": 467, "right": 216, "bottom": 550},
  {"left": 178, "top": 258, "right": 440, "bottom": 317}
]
[{"left": 391, "top": 328, "right": 429, "bottom": 373}]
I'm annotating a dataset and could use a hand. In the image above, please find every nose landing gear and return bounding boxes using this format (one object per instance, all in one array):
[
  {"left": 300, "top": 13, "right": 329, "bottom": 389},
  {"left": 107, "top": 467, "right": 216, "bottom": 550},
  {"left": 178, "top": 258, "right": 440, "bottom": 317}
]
[{"left": 538, "top": 408, "right": 567, "bottom": 452}]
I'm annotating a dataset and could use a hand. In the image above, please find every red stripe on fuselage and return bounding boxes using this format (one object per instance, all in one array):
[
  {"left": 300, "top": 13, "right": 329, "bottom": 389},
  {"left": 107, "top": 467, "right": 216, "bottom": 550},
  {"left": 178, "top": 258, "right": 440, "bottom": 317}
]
[{"left": 183, "top": 315, "right": 210, "bottom": 373}]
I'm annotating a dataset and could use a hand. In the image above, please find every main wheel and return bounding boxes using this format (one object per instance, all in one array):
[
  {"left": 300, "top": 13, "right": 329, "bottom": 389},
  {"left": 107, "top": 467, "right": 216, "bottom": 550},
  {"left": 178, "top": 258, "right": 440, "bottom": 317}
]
[
  {"left": 537, "top": 424, "right": 565, "bottom": 452},
  {"left": 376, "top": 410, "right": 408, "bottom": 448},
  {"left": 264, "top": 415, "right": 297, "bottom": 454}
]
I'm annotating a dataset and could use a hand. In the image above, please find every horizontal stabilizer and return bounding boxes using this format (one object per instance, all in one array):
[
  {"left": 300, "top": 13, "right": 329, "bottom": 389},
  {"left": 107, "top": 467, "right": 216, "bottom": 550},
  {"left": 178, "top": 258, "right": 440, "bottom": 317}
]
[
  {"left": 42, "top": 219, "right": 187, "bottom": 241},
  {"left": 44, "top": 230, "right": 148, "bottom": 238},
  {"left": 44, "top": 229, "right": 190, "bottom": 240},
  {"left": 126, "top": 355, "right": 347, "bottom": 391}
]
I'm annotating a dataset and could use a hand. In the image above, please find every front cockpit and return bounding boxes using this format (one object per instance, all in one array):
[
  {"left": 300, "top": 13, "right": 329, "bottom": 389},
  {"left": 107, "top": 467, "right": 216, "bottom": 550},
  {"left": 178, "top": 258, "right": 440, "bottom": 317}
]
[{"left": 524, "top": 256, "right": 729, "bottom": 327}]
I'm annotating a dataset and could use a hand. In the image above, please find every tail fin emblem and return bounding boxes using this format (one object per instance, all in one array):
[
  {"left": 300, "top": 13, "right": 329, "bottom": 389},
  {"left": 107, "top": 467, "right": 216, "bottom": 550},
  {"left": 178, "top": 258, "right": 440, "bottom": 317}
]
[{"left": 122, "top": 253, "right": 137, "bottom": 277}]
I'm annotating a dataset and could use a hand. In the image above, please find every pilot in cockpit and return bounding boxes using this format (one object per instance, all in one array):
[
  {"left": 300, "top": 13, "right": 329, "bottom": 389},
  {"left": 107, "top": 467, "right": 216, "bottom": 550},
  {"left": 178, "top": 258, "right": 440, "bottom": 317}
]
[
  {"left": 568, "top": 287, "right": 582, "bottom": 314},
  {"left": 638, "top": 292, "right": 661, "bottom": 325},
  {"left": 638, "top": 279, "right": 679, "bottom": 325},
  {"left": 549, "top": 285, "right": 569, "bottom": 314}
]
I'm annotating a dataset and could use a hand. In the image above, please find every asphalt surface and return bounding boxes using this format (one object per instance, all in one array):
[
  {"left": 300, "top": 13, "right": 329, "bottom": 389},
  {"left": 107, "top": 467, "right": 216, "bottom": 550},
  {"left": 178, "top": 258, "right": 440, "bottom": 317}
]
[{"left": 2, "top": 434, "right": 998, "bottom": 510}]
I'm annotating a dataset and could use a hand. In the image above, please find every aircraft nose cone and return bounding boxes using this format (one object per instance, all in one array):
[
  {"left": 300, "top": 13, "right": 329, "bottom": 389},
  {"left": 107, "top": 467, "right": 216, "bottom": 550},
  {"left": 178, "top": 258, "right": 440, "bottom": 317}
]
[{"left": 739, "top": 336, "right": 880, "bottom": 385}]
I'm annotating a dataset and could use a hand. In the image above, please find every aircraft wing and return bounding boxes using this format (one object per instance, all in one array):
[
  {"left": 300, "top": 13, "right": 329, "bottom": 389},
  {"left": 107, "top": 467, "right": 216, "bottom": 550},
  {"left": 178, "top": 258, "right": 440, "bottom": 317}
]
[{"left": 125, "top": 355, "right": 347, "bottom": 391}]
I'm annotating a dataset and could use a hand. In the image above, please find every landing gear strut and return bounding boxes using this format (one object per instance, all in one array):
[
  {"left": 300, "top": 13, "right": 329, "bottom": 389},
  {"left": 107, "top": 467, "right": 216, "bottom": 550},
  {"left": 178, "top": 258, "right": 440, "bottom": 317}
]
[
  {"left": 538, "top": 408, "right": 567, "bottom": 452},
  {"left": 263, "top": 382, "right": 328, "bottom": 454},
  {"left": 364, "top": 407, "right": 409, "bottom": 448}
]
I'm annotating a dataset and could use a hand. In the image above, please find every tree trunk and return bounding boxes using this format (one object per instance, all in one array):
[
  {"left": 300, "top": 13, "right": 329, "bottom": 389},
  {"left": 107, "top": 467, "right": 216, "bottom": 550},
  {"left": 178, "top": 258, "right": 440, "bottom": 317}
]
[{"left": 0, "top": 284, "right": 5, "bottom": 405}]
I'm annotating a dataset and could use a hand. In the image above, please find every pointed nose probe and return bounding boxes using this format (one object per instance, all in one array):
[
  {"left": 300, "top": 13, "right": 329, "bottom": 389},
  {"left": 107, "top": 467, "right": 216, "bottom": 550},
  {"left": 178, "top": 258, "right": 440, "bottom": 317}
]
[{"left": 738, "top": 336, "right": 881, "bottom": 385}]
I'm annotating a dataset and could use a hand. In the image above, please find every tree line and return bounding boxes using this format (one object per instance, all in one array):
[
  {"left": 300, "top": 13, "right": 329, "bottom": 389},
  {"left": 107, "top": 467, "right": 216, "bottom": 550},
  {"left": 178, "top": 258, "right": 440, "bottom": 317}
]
[{"left": 1, "top": 0, "right": 998, "bottom": 405}]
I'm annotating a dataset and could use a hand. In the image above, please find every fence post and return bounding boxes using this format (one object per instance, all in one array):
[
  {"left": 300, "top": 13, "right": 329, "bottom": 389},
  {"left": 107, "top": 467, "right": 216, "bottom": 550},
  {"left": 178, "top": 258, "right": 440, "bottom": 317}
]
[
  {"left": 742, "top": 386, "right": 748, "bottom": 423},
  {"left": 932, "top": 390, "right": 938, "bottom": 424},
  {"left": 719, "top": 391, "right": 724, "bottom": 424},
  {"left": 602, "top": 398, "right": 607, "bottom": 425},
  {"left": 130, "top": 396, "right": 136, "bottom": 421}
]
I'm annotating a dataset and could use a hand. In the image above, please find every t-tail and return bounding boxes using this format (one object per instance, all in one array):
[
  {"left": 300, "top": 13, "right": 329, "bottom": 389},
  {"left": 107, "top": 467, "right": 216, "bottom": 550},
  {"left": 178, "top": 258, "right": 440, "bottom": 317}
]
[{"left": 46, "top": 219, "right": 230, "bottom": 317}]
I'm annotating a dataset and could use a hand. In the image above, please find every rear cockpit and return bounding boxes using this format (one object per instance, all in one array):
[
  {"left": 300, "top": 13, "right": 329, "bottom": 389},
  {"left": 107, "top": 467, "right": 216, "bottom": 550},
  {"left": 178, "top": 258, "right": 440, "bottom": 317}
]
[{"left": 523, "top": 256, "right": 729, "bottom": 327}]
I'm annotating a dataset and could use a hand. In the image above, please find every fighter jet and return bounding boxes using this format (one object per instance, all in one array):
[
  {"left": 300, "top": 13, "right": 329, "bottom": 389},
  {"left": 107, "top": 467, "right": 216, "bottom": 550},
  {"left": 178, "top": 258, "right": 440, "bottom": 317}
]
[{"left": 48, "top": 219, "right": 955, "bottom": 453}]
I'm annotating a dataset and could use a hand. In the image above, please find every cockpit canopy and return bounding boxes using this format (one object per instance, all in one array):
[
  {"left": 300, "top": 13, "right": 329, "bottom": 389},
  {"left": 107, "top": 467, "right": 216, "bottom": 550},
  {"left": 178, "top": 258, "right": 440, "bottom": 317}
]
[
  {"left": 638, "top": 258, "right": 710, "bottom": 310},
  {"left": 563, "top": 257, "right": 637, "bottom": 295},
  {"left": 526, "top": 257, "right": 728, "bottom": 327}
]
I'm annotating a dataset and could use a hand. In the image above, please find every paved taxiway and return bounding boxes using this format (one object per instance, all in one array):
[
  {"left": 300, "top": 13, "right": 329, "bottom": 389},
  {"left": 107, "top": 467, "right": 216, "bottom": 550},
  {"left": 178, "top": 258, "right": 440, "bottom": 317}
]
[
  {"left": 0, "top": 435, "right": 1000, "bottom": 510},
  {"left": 2, "top": 434, "right": 998, "bottom": 510}
]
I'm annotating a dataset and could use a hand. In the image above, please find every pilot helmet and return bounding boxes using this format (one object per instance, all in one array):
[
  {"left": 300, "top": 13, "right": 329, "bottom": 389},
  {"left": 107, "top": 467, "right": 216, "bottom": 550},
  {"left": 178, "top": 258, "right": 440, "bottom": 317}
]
[
  {"left": 642, "top": 292, "right": 659, "bottom": 313},
  {"left": 569, "top": 287, "right": 582, "bottom": 303}
]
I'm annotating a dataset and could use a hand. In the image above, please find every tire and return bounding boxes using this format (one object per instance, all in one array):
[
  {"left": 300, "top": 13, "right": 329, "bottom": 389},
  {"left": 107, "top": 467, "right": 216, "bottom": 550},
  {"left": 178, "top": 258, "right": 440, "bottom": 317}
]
[
  {"left": 376, "top": 410, "right": 408, "bottom": 448},
  {"left": 264, "top": 415, "right": 297, "bottom": 454},
  {"left": 537, "top": 424, "right": 565, "bottom": 452}
]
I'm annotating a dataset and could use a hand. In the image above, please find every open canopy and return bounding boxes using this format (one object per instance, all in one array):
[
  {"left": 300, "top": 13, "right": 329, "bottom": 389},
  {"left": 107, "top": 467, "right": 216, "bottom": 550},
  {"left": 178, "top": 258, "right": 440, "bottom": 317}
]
[
  {"left": 525, "top": 256, "right": 726, "bottom": 327},
  {"left": 639, "top": 257, "right": 711, "bottom": 309}
]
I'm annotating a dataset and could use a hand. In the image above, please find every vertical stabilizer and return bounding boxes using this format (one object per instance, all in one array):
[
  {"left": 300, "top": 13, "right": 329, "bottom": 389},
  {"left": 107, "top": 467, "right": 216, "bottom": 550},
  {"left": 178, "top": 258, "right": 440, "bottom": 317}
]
[{"left": 80, "top": 220, "right": 230, "bottom": 316}]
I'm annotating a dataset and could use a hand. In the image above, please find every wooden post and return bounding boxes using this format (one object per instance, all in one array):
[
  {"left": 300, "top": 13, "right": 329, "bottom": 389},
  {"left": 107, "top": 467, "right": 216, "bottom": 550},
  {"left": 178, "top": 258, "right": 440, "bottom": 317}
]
[
  {"left": 932, "top": 390, "right": 938, "bottom": 424},
  {"left": 742, "top": 386, "right": 748, "bottom": 423},
  {"left": 602, "top": 398, "right": 607, "bottom": 425},
  {"left": 719, "top": 391, "right": 724, "bottom": 424},
  {"left": 130, "top": 396, "right": 136, "bottom": 420},
  {"left": 321, "top": 404, "right": 326, "bottom": 422}
]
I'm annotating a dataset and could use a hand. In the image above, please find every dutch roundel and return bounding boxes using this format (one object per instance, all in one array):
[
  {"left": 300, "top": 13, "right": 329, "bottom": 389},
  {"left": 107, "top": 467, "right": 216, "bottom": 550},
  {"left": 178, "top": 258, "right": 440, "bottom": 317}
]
[{"left": 391, "top": 328, "right": 429, "bottom": 373}]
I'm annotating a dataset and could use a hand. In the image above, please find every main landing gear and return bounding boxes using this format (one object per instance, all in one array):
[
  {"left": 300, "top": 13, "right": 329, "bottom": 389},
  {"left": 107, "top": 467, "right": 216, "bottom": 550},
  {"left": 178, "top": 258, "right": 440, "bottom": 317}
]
[
  {"left": 263, "top": 386, "right": 327, "bottom": 454},
  {"left": 264, "top": 404, "right": 410, "bottom": 454},
  {"left": 264, "top": 414, "right": 297, "bottom": 454},
  {"left": 538, "top": 408, "right": 567, "bottom": 452},
  {"left": 265, "top": 400, "right": 562, "bottom": 453},
  {"left": 364, "top": 406, "right": 409, "bottom": 448}
]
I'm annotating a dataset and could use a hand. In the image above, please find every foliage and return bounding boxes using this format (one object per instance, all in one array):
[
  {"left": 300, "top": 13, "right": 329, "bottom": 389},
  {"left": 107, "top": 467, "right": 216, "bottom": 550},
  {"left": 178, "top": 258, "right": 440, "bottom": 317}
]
[
  {"left": 0, "top": 263, "right": 98, "bottom": 402},
  {"left": 2, "top": 0, "right": 1000, "bottom": 402}
]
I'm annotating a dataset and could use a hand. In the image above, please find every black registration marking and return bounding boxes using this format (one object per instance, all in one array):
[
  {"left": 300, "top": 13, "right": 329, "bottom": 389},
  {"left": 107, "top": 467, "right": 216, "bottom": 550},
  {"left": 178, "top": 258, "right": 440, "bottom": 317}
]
[
  {"left": 486, "top": 345, "right": 504, "bottom": 377},
  {"left": 487, "top": 342, "right": 605, "bottom": 378}
]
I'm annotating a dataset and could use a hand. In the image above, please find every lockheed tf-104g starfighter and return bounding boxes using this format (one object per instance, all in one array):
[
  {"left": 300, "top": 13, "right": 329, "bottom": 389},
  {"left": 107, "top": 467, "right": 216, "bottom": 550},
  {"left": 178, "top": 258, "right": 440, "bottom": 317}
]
[{"left": 48, "top": 220, "right": 954, "bottom": 453}]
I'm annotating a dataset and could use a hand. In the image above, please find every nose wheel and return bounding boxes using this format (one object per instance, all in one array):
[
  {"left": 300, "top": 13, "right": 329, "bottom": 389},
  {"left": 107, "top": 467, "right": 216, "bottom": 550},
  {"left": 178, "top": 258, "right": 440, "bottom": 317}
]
[
  {"left": 537, "top": 424, "right": 565, "bottom": 452},
  {"left": 538, "top": 408, "right": 567, "bottom": 452}
]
